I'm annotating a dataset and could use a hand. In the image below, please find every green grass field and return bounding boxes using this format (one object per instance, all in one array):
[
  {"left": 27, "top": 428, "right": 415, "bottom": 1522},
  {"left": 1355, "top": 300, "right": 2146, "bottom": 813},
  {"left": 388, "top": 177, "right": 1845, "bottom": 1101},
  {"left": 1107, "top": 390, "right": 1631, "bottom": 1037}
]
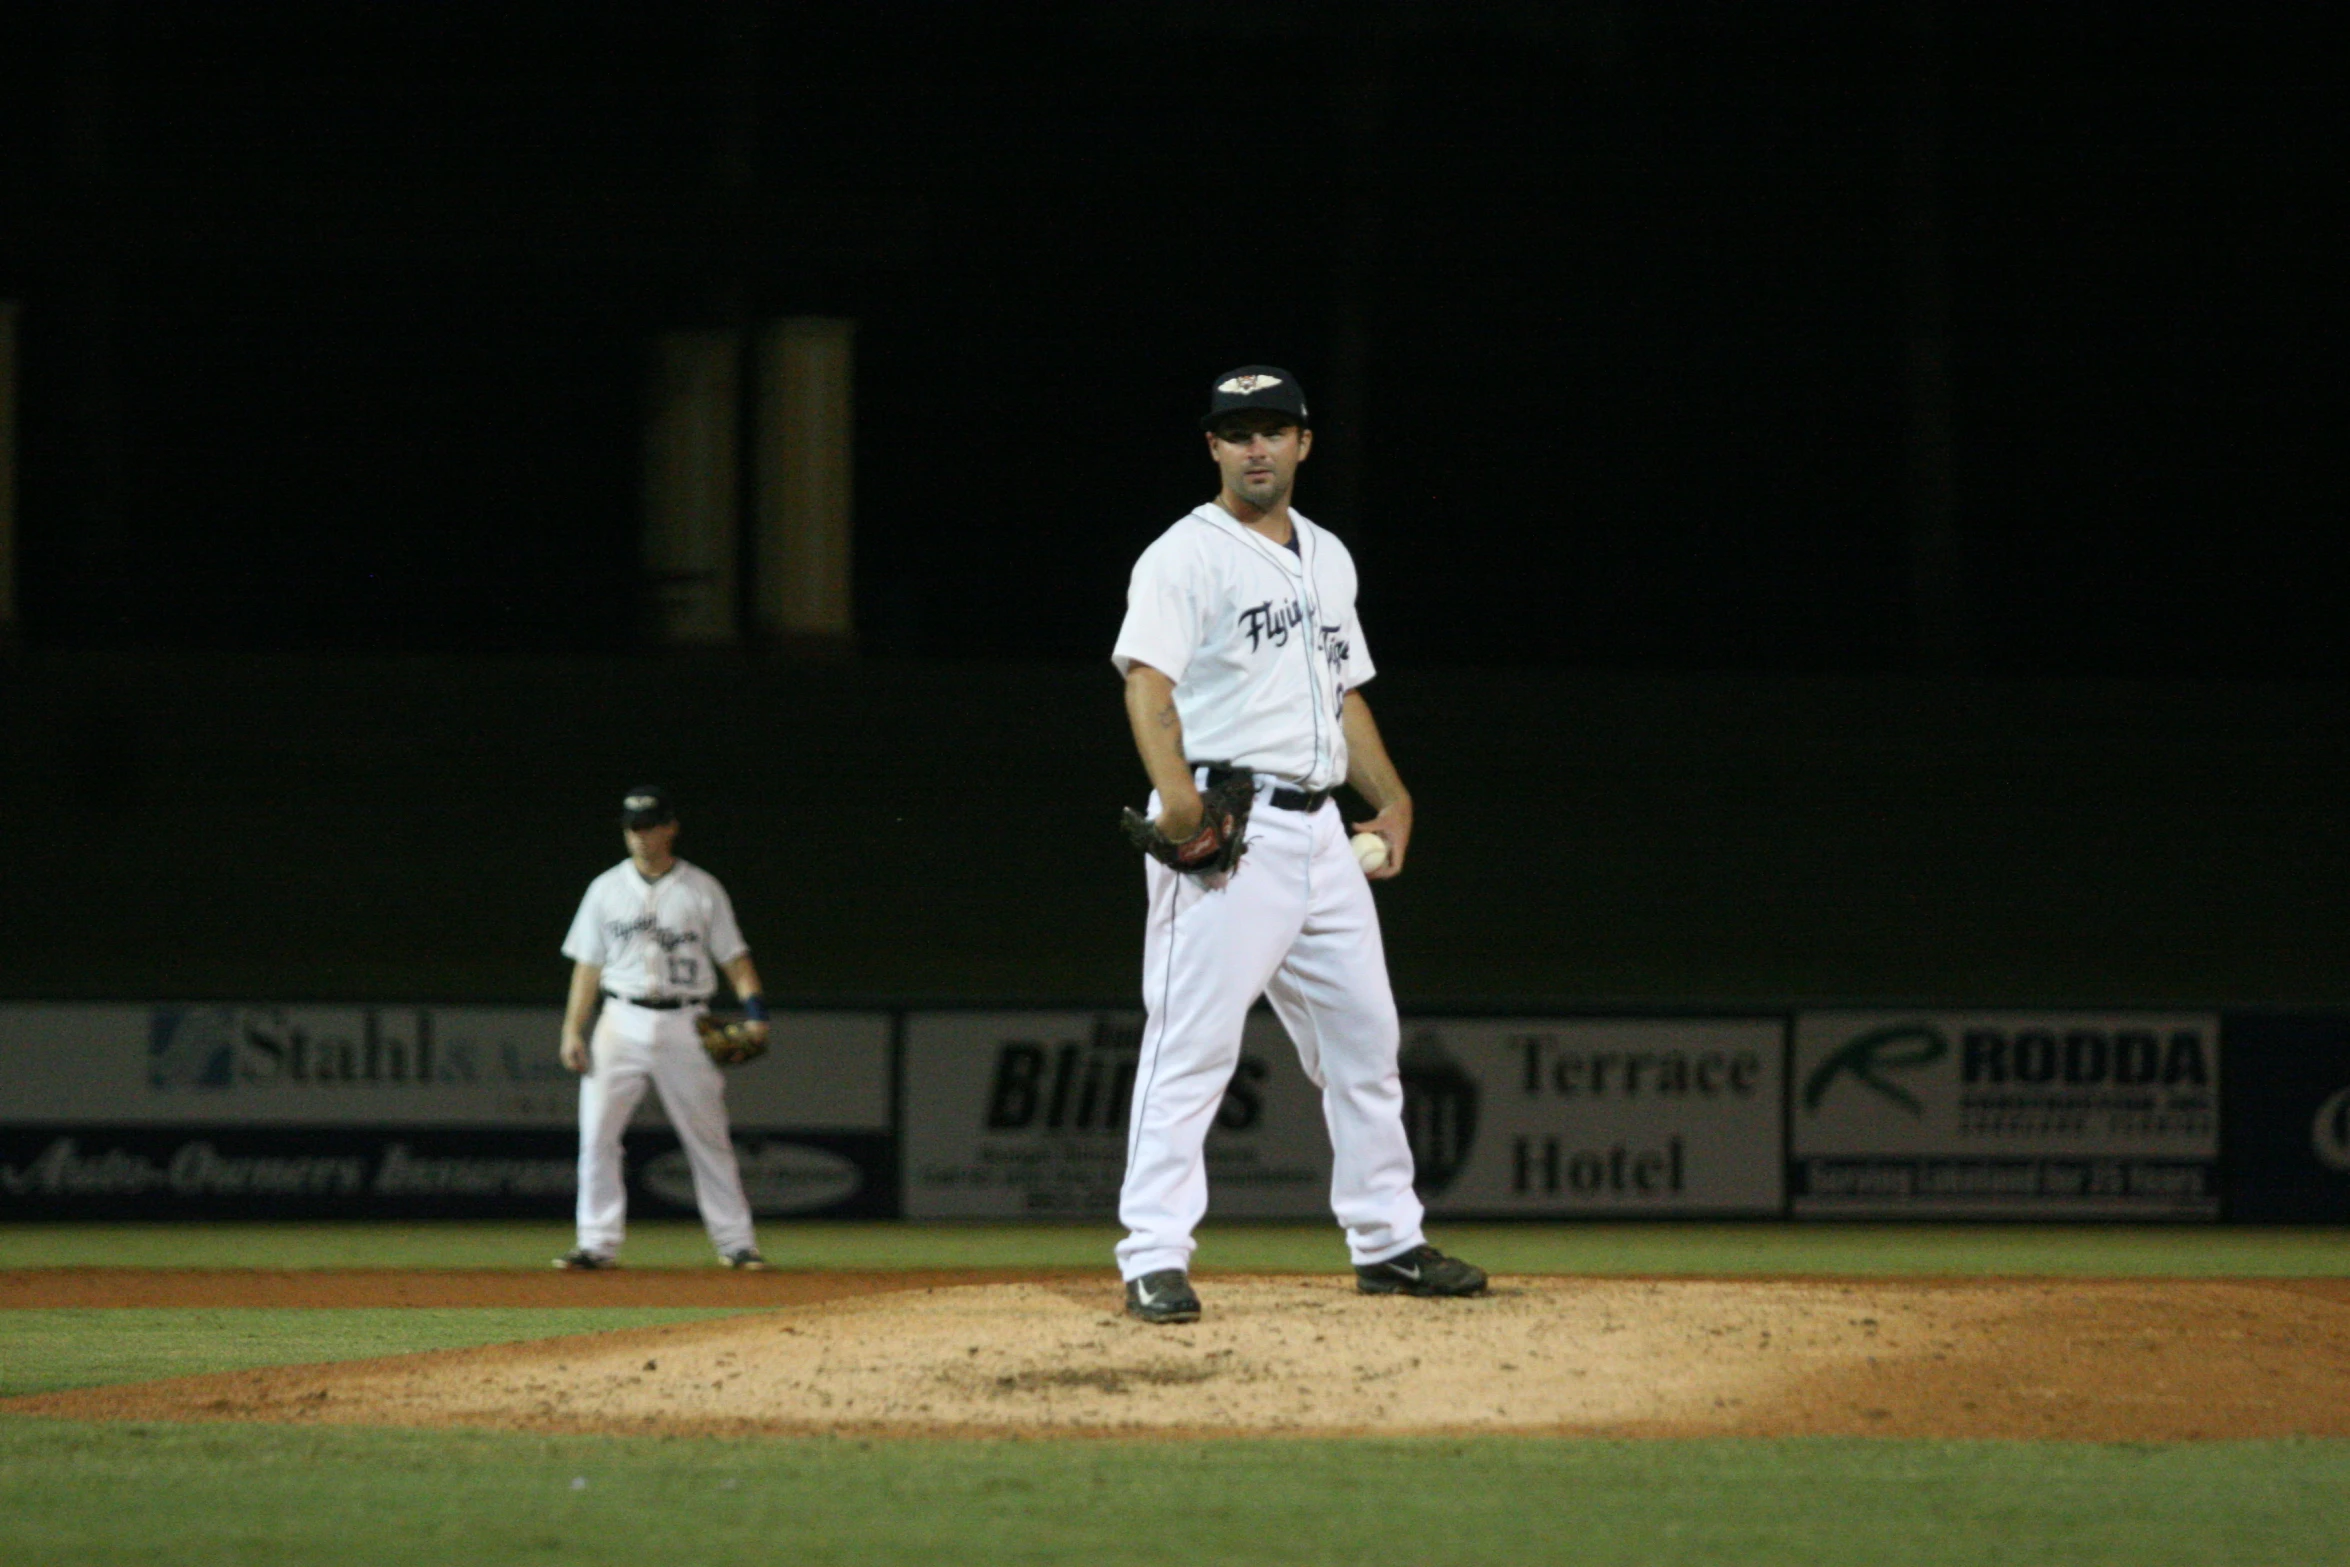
[
  {"left": 8, "top": 1218, "right": 2348, "bottom": 1275},
  {"left": 4, "top": 1222, "right": 2346, "bottom": 1566},
  {"left": 0, "top": 1308, "right": 751, "bottom": 1399}
]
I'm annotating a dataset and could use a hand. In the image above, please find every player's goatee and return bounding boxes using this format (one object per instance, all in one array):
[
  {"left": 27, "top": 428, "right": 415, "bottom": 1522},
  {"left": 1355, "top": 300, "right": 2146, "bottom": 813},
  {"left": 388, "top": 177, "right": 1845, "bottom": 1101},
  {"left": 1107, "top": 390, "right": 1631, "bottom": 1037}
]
[{"left": 1238, "top": 472, "right": 1291, "bottom": 508}]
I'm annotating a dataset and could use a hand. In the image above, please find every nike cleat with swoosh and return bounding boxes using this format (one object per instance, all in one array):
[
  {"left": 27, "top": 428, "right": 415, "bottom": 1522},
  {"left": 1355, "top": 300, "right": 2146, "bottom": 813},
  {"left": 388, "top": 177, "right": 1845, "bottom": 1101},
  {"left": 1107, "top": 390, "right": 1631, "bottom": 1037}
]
[
  {"left": 552, "top": 1248, "right": 619, "bottom": 1271},
  {"left": 1124, "top": 1268, "right": 1202, "bottom": 1324},
  {"left": 1355, "top": 1245, "right": 1487, "bottom": 1297}
]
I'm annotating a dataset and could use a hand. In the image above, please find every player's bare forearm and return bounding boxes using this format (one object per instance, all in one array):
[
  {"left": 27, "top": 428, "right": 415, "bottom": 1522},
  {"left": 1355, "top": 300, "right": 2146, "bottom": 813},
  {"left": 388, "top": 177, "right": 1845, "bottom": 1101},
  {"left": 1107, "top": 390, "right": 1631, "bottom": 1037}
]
[
  {"left": 1342, "top": 691, "right": 1413, "bottom": 878},
  {"left": 720, "top": 954, "right": 769, "bottom": 1042},
  {"left": 560, "top": 963, "right": 601, "bottom": 1073},
  {"left": 1341, "top": 692, "right": 1409, "bottom": 810},
  {"left": 1124, "top": 663, "right": 1204, "bottom": 837},
  {"left": 562, "top": 963, "right": 601, "bottom": 1032},
  {"left": 722, "top": 953, "right": 763, "bottom": 1002}
]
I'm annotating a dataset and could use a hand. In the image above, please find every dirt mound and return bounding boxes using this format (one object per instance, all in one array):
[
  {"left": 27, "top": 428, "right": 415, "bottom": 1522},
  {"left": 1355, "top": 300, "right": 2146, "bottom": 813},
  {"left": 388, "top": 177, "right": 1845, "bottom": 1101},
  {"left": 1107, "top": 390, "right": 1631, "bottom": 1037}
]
[{"left": 13, "top": 1274, "right": 2350, "bottom": 1441}]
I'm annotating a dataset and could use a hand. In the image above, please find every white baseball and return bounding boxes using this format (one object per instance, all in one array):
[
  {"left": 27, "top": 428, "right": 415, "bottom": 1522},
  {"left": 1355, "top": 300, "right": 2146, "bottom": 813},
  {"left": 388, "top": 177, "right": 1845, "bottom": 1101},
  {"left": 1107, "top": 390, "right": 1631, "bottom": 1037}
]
[{"left": 1351, "top": 832, "right": 1389, "bottom": 874}]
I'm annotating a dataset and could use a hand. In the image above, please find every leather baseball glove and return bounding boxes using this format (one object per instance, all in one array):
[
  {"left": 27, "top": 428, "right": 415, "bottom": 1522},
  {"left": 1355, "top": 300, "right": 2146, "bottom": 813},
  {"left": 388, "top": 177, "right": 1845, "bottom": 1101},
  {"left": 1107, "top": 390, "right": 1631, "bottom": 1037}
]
[
  {"left": 1121, "top": 768, "right": 1255, "bottom": 876},
  {"left": 695, "top": 1014, "right": 770, "bottom": 1067}
]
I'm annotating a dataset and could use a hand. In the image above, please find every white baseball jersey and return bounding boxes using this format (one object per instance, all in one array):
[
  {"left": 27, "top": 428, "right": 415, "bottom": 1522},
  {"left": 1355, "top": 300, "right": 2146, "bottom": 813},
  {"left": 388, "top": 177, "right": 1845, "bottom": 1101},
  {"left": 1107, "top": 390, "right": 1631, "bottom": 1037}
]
[
  {"left": 561, "top": 860, "right": 747, "bottom": 1002},
  {"left": 1112, "top": 503, "right": 1374, "bottom": 794}
]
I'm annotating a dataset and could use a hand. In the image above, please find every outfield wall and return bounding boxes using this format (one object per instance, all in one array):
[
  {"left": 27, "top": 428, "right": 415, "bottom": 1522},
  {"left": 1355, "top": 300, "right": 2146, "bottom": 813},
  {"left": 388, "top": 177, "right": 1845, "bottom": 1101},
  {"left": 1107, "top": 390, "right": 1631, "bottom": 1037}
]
[
  {"left": 2, "top": 1002, "right": 2339, "bottom": 1223},
  {"left": 8, "top": 656, "right": 2348, "bottom": 1014}
]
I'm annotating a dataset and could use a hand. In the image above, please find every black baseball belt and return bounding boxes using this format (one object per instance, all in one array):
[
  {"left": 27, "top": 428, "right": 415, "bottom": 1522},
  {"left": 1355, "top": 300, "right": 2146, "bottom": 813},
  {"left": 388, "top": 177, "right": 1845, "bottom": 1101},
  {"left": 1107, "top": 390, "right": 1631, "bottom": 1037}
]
[
  {"left": 1199, "top": 764, "right": 1331, "bottom": 815},
  {"left": 600, "top": 991, "right": 705, "bottom": 1011}
]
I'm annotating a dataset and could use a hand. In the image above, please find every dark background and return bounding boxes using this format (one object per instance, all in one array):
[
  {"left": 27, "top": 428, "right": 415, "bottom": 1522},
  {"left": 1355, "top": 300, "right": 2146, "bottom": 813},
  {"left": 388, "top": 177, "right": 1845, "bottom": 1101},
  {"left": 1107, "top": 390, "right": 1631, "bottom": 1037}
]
[
  {"left": 1, "top": 3, "right": 2344, "bottom": 1010},
  {"left": 1, "top": 1, "right": 2337, "bottom": 674}
]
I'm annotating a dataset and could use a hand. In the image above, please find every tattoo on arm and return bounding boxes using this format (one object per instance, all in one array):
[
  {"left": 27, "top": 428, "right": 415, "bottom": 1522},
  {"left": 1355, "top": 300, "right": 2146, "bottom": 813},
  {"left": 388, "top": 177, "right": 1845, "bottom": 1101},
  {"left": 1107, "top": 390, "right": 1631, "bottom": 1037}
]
[{"left": 1154, "top": 702, "right": 1178, "bottom": 730}]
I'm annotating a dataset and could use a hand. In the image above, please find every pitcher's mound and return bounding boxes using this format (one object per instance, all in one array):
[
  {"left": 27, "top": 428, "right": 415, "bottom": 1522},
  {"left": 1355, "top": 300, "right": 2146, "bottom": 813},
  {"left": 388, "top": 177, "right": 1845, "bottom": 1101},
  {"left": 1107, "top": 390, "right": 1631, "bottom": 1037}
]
[
  {"left": 22, "top": 1268, "right": 2350, "bottom": 1437},
  {"left": 16, "top": 1273, "right": 2350, "bottom": 1440}
]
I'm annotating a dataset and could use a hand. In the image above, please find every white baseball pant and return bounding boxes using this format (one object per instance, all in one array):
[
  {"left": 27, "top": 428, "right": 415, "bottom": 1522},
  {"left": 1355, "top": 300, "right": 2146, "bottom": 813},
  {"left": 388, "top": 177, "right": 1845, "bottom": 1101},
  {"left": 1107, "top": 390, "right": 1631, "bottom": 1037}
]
[
  {"left": 575, "top": 997, "right": 757, "bottom": 1257},
  {"left": 1116, "top": 774, "right": 1427, "bottom": 1280}
]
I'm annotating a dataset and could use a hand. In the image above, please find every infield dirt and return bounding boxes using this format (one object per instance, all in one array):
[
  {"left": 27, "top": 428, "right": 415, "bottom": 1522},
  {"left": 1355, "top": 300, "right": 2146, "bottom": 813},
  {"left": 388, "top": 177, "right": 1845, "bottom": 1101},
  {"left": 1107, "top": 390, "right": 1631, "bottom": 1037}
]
[{"left": 8, "top": 1270, "right": 2349, "bottom": 1441}]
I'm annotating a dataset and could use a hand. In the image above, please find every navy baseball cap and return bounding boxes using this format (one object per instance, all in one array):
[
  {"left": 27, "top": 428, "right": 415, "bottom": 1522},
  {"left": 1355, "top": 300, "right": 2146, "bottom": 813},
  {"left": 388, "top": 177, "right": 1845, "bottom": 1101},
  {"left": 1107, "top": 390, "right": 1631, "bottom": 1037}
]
[
  {"left": 620, "top": 786, "right": 675, "bottom": 828},
  {"left": 1201, "top": 365, "right": 1310, "bottom": 431}
]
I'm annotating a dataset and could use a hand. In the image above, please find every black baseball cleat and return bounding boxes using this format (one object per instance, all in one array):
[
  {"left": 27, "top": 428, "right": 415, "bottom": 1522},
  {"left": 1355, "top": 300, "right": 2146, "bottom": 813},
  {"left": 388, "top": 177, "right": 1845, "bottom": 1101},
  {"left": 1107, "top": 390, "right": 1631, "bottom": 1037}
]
[
  {"left": 1124, "top": 1269, "right": 1202, "bottom": 1324},
  {"left": 1355, "top": 1245, "right": 1487, "bottom": 1297},
  {"left": 552, "top": 1248, "right": 619, "bottom": 1271},
  {"left": 723, "top": 1249, "right": 771, "bottom": 1271}
]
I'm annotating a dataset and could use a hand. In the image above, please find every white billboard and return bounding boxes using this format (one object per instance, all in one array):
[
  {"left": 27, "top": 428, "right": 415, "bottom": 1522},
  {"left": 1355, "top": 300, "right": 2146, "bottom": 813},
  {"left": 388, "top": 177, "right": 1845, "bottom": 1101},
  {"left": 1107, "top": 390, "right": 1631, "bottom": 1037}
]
[
  {"left": 901, "top": 1010, "right": 1333, "bottom": 1219},
  {"left": 1791, "top": 1011, "right": 2221, "bottom": 1217},
  {"left": 1401, "top": 1018, "right": 1786, "bottom": 1216},
  {"left": 0, "top": 1002, "right": 890, "bottom": 1130}
]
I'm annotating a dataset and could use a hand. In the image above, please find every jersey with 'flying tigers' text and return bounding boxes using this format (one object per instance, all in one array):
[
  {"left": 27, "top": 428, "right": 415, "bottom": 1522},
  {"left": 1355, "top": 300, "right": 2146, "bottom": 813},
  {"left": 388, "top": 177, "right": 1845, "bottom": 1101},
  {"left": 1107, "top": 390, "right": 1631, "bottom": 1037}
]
[
  {"left": 561, "top": 859, "right": 747, "bottom": 1003},
  {"left": 1111, "top": 502, "right": 1373, "bottom": 794}
]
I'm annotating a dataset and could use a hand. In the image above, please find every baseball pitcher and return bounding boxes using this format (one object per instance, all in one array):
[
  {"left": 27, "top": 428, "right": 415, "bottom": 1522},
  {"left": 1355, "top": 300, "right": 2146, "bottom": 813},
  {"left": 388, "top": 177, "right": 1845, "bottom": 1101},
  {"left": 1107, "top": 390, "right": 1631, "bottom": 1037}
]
[{"left": 1110, "top": 366, "right": 1487, "bottom": 1322}]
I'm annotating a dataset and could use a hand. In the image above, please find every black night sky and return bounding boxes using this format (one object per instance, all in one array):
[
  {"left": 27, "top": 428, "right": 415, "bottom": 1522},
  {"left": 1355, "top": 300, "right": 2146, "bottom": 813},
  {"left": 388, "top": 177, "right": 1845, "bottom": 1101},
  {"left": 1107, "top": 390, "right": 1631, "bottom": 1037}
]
[{"left": 0, "top": 3, "right": 2337, "bottom": 675}]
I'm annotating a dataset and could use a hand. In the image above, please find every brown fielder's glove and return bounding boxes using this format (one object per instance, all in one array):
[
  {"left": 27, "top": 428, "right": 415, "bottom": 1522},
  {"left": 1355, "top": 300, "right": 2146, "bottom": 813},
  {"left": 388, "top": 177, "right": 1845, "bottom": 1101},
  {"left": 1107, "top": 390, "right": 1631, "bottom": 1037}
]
[
  {"left": 1121, "top": 768, "right": 1255, "bottom": 876},
  {"left": 696, "top": 1014, "right": 769, "bottom": 1067}
]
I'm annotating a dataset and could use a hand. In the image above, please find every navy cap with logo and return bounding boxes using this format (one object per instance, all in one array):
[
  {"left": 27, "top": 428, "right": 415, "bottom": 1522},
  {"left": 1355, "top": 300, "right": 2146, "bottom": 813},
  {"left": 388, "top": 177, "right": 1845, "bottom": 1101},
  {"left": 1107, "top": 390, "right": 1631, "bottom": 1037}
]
[
  {"left": 620, "top": 786, "right": 675, "bottom": 829},
  {"left": 1201, "top": 365, "right": 1310, "bottom": 432}
]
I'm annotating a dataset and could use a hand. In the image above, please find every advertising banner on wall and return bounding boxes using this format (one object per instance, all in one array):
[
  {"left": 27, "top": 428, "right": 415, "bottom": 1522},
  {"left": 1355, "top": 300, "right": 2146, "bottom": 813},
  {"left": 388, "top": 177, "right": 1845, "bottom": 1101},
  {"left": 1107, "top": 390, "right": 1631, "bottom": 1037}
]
[
  {"left": 1399, "top": 1018, "right": 1786, "bottom": 1216},
  {"left": 1791, "top": 1011, "right": 2221, "bottom": 1218},
  {"left": 0, "top": 1125, "right": 893, "bottom": 1221},
  {"left": 0, "top": 1003, "right": 894, "bottom": 1218},
  {"left": 902, "top": 1011, "right": 1788, "bottom": 1221},
  {"left": 2220, "top": 1013, "right": 2350, "bottom": 1222},
  {"left": 900, "top": 1011, "right": 1333, "bottom": 1218}
]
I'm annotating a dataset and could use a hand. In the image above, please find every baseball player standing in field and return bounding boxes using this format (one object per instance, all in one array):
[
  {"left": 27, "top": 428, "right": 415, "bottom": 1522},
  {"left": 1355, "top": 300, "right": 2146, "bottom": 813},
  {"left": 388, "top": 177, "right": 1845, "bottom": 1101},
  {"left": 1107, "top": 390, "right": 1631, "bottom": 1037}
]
[
  {"left": 1110, "top": 366, "right": 1487, "bottom": 1323},
  {"left": 554, "top": 787, "right": 770, "bottom": 1270}
]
